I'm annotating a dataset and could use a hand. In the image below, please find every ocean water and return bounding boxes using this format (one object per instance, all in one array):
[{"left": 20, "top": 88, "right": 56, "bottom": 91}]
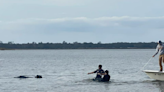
[{"left": 0, "top": 49, "right": 163, "bottom": 92}]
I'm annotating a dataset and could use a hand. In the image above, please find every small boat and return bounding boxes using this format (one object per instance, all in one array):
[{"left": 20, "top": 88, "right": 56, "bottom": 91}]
[{"left": 143, "top": 70, "right": 164, "bottom": 81}]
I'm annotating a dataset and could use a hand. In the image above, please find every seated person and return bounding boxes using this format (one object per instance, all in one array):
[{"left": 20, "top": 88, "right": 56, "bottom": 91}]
[
  {"left": 101, "top": 70, "right": 110, "bottom": 82},
  {"left": 88, "top": 65, "right": 105, "bottom": 81}
]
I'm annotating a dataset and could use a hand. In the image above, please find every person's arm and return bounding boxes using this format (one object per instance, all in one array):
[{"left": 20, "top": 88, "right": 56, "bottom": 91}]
[
  {"left": 98, "top": 73, "right": 105, "bottom": 75},
  {"left": 153, "top": 45, "right": 160, "bottom": 57},
  {"left": 101, "top": 73, "right": 105, "bottom": 75},
  {"left": 153, "top": 49, "right": 159, "bottom": 57},
  {"left": 88, "top": 72, "right": 94, "bottom": 74},
  {"left": 101, "top": 70, "right": 105, "bottom": 75},
  {"left": 88, "top": 70, "right": 97, "bottom": 74}
]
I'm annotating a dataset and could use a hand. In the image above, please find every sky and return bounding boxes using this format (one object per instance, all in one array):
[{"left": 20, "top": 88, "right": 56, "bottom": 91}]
[{"left": 0, "top": 0, "right": 164, "bottom": 43}]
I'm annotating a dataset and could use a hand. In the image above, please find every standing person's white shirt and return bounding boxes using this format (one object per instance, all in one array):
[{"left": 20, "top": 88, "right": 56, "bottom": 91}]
[{"left": 153, "top": 43, "right": 164, "bottom": 57}]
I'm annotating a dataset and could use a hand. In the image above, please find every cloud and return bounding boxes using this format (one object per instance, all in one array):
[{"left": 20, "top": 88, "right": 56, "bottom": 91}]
[
  {"left": 0, "top": 16, "right": 164, "bottom": 43},
  {"left": 1, "top": 16, "right": 164, "bottom": 31}
]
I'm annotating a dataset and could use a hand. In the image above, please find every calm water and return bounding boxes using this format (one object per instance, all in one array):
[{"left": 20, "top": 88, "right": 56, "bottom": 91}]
[{"left": 0, "top": 49, "right": 163, "bottom": 92}]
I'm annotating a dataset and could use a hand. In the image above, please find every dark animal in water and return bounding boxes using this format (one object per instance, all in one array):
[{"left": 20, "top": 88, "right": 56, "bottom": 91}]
[
  {"left": 14, "top": 76, "right": 31, "bottom": 78},
  {"left": 14, "top": 75, "right": 42, "bottom": 78},
  {"left": 35, "top": 75, "right": 42, "bottom": 78}
]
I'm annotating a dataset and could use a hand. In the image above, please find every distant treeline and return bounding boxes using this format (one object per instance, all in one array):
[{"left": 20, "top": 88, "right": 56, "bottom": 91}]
[{"left": 0, "top": 41, "right": 158, "bottom": 49}]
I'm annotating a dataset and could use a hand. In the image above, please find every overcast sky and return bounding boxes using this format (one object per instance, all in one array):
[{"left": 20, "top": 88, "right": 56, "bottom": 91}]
[{"left": 0, "top": 0, "right": 164, "bottom": 43}]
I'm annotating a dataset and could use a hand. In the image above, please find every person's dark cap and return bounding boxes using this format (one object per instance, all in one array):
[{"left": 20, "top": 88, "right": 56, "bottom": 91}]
[
  {"left": 159, "top": 40, "right": 162, "bottom": 45},
  {"left": 105, "top": 70, "right": 109, "bottom": 74},
  {"left": 99, "top": 65, "right": 102, "bottom": 68}
]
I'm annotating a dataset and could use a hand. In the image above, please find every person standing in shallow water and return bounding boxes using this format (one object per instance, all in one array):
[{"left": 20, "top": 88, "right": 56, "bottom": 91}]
[
  {"left": 88, "top": 65, "right": 105, "bottom": 80},
  {"left": 153, "top": 40, "right": 164, "bottom": 71}
]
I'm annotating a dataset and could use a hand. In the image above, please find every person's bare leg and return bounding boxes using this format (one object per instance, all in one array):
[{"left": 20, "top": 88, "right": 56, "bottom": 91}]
[
  {"left": 163, "top": 56, "right": 164, "bottom": 63},
  {"left": 159, "top": 56, "right": 163, "bottom": 71},
  {"left": 162, "top": 56, "right": 164, "bottom": 71}
]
